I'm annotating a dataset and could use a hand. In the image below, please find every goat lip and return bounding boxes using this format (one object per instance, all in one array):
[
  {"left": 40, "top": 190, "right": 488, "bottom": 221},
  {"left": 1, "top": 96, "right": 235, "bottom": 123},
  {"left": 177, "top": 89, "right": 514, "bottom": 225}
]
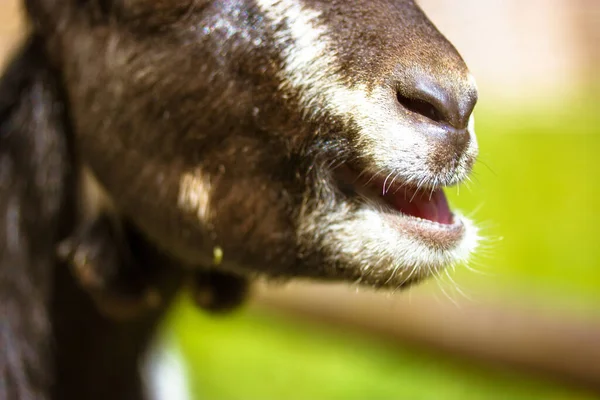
[{"left": 334, "top": 164, "right": 461, "bottom": 230}]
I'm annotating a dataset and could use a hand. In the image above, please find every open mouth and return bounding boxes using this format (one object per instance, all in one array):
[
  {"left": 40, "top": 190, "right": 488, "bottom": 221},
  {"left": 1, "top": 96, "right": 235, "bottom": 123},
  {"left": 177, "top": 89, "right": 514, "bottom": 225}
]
[{"left": 335, "top": 164, "right": 459, "bottom": 229}]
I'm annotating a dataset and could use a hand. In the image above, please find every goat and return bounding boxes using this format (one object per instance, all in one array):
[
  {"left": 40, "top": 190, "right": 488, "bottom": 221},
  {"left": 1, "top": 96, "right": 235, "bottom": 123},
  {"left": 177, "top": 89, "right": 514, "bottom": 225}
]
[{"left": 0, "top": 0, "right": 479, "bottom": 399}]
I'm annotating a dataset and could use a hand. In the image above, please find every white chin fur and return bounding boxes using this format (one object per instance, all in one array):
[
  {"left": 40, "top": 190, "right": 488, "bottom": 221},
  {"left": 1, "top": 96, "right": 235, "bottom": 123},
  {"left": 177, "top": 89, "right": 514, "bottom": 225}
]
[{"left": 299, "top": 202, "right": 479, "bottom": 286}]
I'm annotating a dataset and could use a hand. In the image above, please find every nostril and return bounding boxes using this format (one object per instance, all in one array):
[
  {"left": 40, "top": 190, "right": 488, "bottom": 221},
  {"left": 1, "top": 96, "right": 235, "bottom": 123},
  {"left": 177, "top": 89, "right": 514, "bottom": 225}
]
[{"left": 396, "top": 92, "right": 445, "bottom": 124}]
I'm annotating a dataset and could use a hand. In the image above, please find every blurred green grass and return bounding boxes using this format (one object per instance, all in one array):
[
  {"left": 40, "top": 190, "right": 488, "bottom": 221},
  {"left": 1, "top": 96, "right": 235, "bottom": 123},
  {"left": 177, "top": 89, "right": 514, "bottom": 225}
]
[
  {"left": 171, "top": 301, "right": 597, "bottom": 400},
  {"left": 171, "top": 92, "right": 600, "bottom": 399}
]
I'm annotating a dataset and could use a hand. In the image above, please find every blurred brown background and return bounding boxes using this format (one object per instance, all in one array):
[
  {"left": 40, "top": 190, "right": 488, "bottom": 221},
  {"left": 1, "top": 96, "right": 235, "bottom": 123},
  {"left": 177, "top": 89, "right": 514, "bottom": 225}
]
[{"left": 0, "top": 0, "right": 22, "bottom": 67}]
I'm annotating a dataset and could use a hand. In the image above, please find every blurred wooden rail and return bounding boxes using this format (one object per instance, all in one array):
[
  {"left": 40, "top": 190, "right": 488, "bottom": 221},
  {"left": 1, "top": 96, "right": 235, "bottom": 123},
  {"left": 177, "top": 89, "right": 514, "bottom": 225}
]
[
  {"left": 2, "top": 0, "right": 599, "bottom": 395},
  {"left": 253, "top": 283, "right": 600, "bottom": 392}
]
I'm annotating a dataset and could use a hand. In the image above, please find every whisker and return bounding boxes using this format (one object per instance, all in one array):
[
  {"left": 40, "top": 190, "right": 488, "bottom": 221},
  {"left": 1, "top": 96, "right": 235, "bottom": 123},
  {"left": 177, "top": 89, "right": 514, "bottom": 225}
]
[
  {"left": 392, "top": 176, "right": 411, "bottom": 195},
  {"left": 477, "top": 158, "right": 497, "bottom": 176},
  {"left": 388, "top": 171, "right": 402, "bottom": 194},
  {"left": 392, "top": 263, "right": 419, "bottom": 294},
  {"left": 382, "top": 171, "right": 395, "bottom": 195},
  {"left": 410, "top": 176, "right": 427, "bottom": 202},
  {"left": 362, "top": 168, "right": 386, "bottom": 187},
  {"left": 462, "top": 260, "right": 493, "bottom": 276},
  {"left": 444, "top": 267, "right": 472, "bottom": 302},
  {"left": 429, "top": 176, "right": 438, "bottom": 200},
  {"left": 384, "top": 263, "right": 400, "bottom": 286},
  {"left": 436, "top": 275, "right": 461, "bottom": 308}
]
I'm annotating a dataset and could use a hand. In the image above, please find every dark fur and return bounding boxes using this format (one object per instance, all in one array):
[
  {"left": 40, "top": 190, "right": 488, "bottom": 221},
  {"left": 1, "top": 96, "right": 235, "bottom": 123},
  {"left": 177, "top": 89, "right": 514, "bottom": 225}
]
[
  {"left": 0, "top": 0, "right": 477, "bottom": 399},
  {"left": 0, "top": 38, "right": 71, "bottom": 399}
]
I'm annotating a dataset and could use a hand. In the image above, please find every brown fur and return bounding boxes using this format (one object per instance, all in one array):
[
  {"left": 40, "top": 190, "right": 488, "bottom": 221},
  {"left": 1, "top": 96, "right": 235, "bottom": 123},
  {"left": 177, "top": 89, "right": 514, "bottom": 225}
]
[{"left": 0, "top": 1, "right": 478, "bottom": 398}]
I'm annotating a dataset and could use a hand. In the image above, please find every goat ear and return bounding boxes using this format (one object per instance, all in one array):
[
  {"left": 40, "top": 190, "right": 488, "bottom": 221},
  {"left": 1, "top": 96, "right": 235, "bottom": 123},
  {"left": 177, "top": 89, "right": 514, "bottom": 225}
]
[
  {"left": 0, "top": 39, "right": 73, "bottom": 398},
  {"left": 57, "top": 212, "right": 166, "bottom": 320}
]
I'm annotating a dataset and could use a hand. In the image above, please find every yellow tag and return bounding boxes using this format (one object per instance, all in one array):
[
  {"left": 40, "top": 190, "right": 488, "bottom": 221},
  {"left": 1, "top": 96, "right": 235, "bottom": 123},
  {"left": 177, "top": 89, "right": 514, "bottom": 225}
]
[{"left": 213, "top": 246, "right": 223, "bottom": 265}]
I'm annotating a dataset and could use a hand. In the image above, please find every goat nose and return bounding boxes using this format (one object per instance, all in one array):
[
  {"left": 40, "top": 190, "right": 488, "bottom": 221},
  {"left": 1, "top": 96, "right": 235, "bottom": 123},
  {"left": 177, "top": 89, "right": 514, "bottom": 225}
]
[{"left": 395, "top": 70, "right": 477, "bottom": 130}]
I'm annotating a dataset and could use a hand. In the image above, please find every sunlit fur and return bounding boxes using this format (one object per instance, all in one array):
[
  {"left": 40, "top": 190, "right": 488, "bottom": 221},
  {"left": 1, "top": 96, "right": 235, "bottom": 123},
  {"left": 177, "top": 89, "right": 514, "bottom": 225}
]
[{"left": 36, "top": 0, "right": 478, "bottom": 287}]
